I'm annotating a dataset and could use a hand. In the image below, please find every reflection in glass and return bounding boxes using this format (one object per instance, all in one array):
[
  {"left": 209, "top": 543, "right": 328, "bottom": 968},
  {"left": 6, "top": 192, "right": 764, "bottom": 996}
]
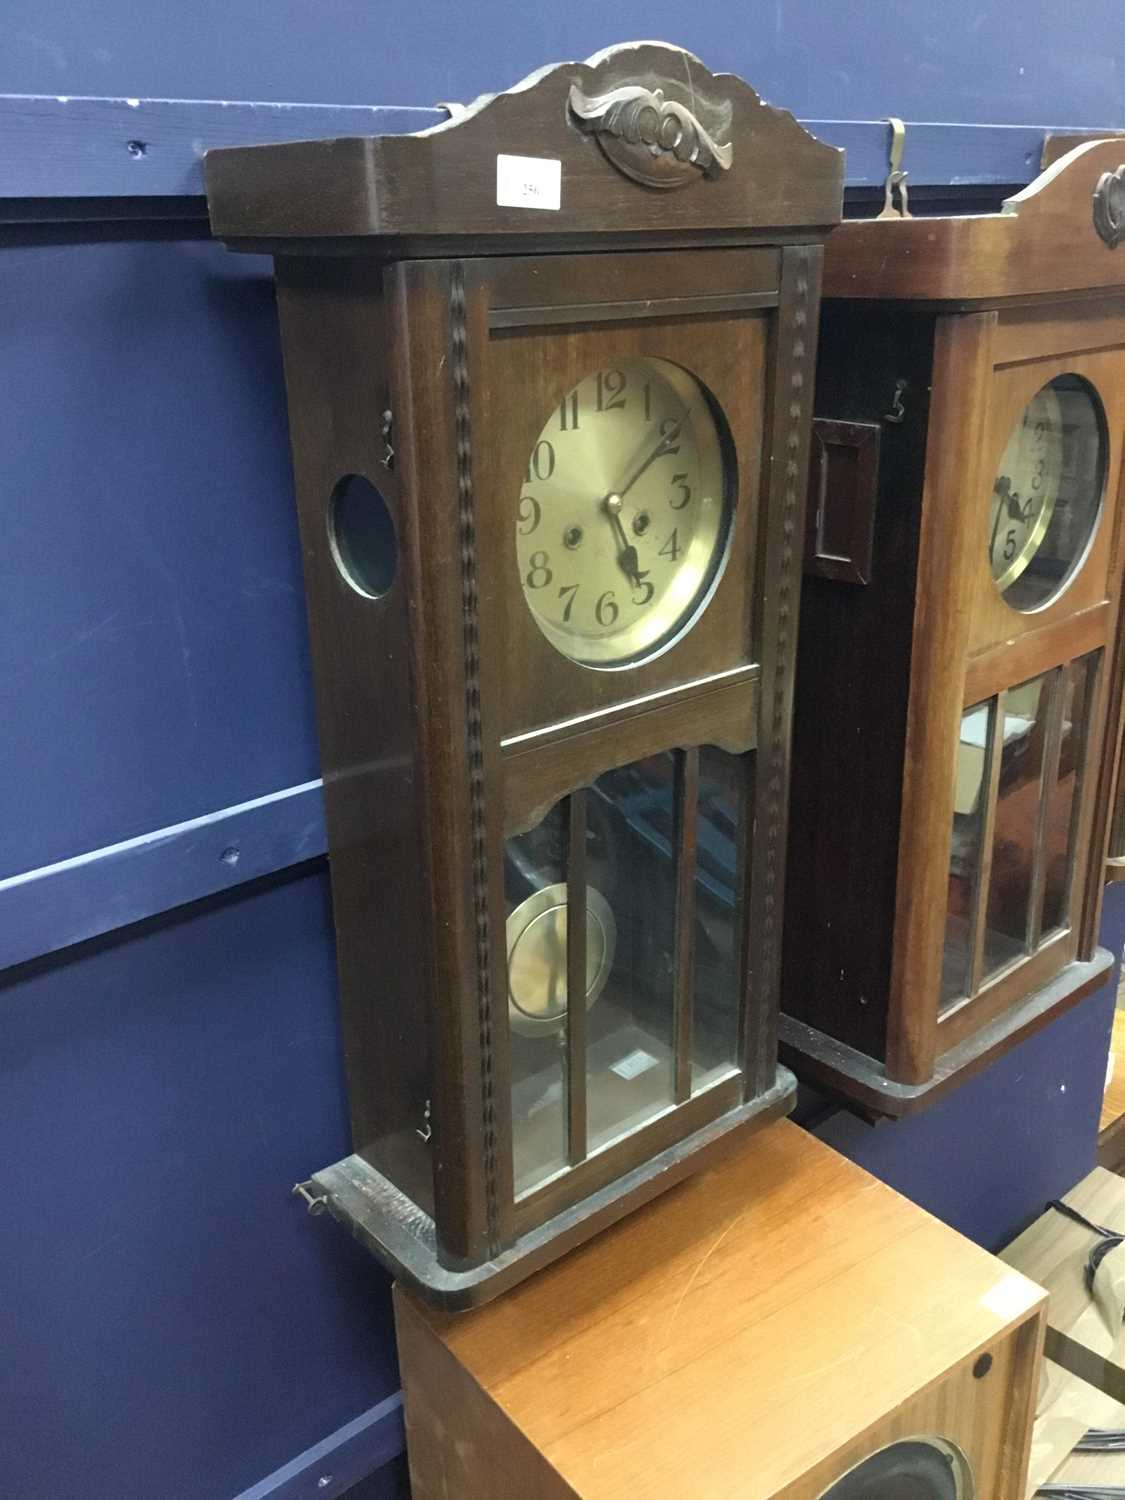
[
  {"left": 692, "top": 747, "right": 747, "bottom": 1090},
  {"left": 506, "top": 802, "right": 570, "bottom": 1196},
  {"left": 1041, "top": 654, "right": 1096, "bottom": 934},
  {"left": 506, "top": 747, "right": 753, "bottom": 1199},
  {"left": 981, "top": 674, "right": 1050, "bottom": 982},
  {"left": 585, "top": 755, "right": 678, "bottom": 1155},
  {"left": 989, "top": 375, "right": 1106, "bottom": 612},
  {"left": 940, "top": 700, "right": 992, "bottom": 1008}
]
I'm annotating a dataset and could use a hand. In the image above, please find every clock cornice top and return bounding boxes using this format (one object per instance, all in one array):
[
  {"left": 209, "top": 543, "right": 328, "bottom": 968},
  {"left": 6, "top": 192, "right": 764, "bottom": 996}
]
[
  {"left": 822, "top": 138, "right": 1125, "bottom": 306},
  {"left": 204, "top": 40, "right": 843, "bottom": 252}
]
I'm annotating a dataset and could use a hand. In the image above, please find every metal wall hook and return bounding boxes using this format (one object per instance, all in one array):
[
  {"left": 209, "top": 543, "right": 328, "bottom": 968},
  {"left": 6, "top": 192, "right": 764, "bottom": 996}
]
[
  {"left": 883, "top": 378, "right": 907, "bottom": 424},
  {"left": 292, "top": 1181, "right": 329, "bottom": 1215},
  {"left": 876, "top": 118, "right": 912, "bottom": 220}
]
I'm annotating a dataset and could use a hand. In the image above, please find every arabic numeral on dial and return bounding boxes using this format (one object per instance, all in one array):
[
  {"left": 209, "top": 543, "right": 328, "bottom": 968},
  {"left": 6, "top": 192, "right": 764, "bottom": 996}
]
[
  {"left": 526, "top": 550, "right": 552, "bottom": 589},
  {"left": 658, "top": 528, "right": 681, "bottom": 561},
  {"left": 595, "top": 590, "right": 619, "bottom": 626},
  {"left": 527, "top": 441, "right": 555, "bottom": 482},
  {"left": 643, "top": 382, "right": 653, "bottom": 421},
  {"left": 631, "top": 578, "right": 655, "bottom": 606},
  {"left": 518, "top": 494, "right": 541, "bottom": 534},
  {"left": 558, "top": 391, "right": 579, "bottom": 431},
  {"left": 669, "top": 474, "right": 691, "bottom": 510},
  {"left": 557, "top": 583, "right": 579, "bottom": 622},
  {"left": 596, "top": 369, "right": 626, "bottom": 412},
  {"left": 659, "top": 417, "right": 682, "bottom": 456},
  {"left": 1003, "top": 528, "right": 1018, "bottom": 561}
]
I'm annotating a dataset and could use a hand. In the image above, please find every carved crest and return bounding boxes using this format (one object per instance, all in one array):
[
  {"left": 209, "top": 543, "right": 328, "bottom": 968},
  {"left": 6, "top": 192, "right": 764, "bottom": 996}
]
[
  {"left": 568, "top": 81, "right": 733, "bottom": 189},
  {"left": 1094, "top": 164, "right": 1125, "bottom": 249}
]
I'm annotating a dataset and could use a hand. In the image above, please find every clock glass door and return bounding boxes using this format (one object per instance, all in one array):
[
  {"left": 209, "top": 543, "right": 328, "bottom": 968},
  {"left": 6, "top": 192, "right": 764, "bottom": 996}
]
[
  {"left": 505, "top": 747, "right": 748, "bottom": 1201},
  {"left": 940, "top": 653, "right": 1098, "bottom": 1012},
  {"left": 987, "top": 375, "right": 1107, "bottom": 611}
]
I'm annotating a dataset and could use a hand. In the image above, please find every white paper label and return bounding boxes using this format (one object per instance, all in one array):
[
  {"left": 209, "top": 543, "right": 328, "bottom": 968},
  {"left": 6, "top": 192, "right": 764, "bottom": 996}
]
[
  {"left": 611, "top": 1048, "right": 660, "bottom": 1082},
  {"left": 980, "top": 1271, "right": 1039, "bottom": 1321},
  {"left": 496, "top": 154, "right": 561, "bottom": 211}
]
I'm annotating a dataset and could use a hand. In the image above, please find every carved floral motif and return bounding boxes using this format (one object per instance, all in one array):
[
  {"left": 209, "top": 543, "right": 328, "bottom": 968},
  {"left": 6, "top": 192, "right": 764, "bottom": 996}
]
[{"left": 568, "top": 82, "right": 732, "bottom": 189}]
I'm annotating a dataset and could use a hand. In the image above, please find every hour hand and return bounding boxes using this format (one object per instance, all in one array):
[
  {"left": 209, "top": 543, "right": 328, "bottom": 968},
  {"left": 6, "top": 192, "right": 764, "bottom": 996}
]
[
  {"left": 994, "top": 474, "right": 1025, "bottom": 521},
  {"left": 602, "top": 493, "right": 648, "bottom": 586}
]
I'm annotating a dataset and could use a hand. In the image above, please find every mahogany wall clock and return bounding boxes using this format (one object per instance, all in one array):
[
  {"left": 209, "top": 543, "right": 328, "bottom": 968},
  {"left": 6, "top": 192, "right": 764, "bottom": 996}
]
[
  {"left": 783, "top": 139, "right": 1125, "bottom": 1117},
  {"left": 205, "top": 43, "right": 842, "bottom": 1304}
]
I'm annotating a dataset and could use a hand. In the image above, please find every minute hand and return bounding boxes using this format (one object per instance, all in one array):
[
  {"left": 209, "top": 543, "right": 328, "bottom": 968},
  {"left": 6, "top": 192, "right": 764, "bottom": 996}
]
[{"left": 615, "top": 411, "right": 688, "bottom": 500}]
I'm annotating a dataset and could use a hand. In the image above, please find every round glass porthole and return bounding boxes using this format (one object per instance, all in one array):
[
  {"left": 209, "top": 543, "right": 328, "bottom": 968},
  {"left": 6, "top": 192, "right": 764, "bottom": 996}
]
[
  {"left": 817, "top": 1437, "right": 973, "bottom": 1498},
  {"left": 987, "top": 374, "right": 1107, "bottom": 611},
  {"left": 328, "top": 473, "right": 397, "bottom": 599}
]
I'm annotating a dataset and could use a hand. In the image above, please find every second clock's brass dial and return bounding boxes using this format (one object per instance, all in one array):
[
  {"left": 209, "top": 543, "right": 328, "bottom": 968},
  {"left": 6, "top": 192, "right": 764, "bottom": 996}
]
[
  {"left": 987, "top": 374, "right": 1106, "bottom": 610},
  {"left": 988, "top": 383, "right": 1065, "bottom": 593},
  {"left": 516, "top": 357, "right": 732, "bottom": 667}
]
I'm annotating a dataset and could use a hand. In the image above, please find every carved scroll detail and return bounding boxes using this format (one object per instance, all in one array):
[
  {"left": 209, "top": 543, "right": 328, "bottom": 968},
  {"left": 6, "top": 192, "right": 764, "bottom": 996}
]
[
  {"left": 568, "top": 82, "right": 732, "bottom": 189},
  {"left": 1094, "top": 165, "right": 1125, "bottom": 249}
]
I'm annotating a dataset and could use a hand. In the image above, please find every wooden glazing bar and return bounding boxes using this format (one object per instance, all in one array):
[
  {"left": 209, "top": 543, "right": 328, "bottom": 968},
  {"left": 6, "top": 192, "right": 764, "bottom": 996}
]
[
  {"left": 969, "top": 693, "right": 1006, "bottom": 997},
  {"left": 566, "top": 790, "right": 588, "bottom": 1166},
  {"left": 1062, "top": 652, "right": 1101, "bottom": 937},
  {"left": 672, "top": 748, "right": 700, "bottom": 1105},
  {"left": 1028, "top": 666, "right": 1066, "bottom": 954}
]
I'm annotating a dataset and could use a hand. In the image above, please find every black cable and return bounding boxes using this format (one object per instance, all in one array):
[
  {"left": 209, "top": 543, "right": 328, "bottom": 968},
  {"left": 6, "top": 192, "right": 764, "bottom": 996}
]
[
  {"left": 1036, "top": 1486, "right": 1125, "bottom": 1497},
  {"left": 1047, "top": 1199, "right": 1125, "bottom": 1294},
  {"left": 1076, "top": 1431, "right": 1125, "bottom": 1453}
]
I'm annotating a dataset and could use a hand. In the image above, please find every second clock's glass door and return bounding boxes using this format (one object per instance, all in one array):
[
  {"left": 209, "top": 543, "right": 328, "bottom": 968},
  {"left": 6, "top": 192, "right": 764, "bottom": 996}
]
[
  {"left": 505, "top": 747, "right": 748, "bottom": 1201},
  {"left": 939, "top": 652, "right": 1097, "bottom": 1015}
]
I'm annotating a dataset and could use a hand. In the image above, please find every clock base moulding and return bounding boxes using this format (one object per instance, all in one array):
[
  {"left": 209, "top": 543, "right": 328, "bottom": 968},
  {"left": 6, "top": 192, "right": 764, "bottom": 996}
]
[
  {"left": 302, "top": 1067, "right": 794, "bottom": 1311},
  {"left": 781, "top": 949, "right": 1112, "bottom": 1120}
]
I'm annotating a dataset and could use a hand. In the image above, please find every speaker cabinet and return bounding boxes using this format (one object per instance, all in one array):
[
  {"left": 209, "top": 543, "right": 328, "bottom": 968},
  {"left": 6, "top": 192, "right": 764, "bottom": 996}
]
[{"left": 394, "top": 1123, "right": 1044, "bottom": 1499}]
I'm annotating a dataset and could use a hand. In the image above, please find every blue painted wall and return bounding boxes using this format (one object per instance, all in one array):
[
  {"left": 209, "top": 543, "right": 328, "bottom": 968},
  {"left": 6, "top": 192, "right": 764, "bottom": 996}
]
[
  {"left": 1, "top": 11, "right": 1124, "bottom": 1498},
  {"left": 1, "top": 869, "right": 398, "bottom": 1500},
  {"left": 2, "top": 0, "right": 1123, "bottom": 126}
]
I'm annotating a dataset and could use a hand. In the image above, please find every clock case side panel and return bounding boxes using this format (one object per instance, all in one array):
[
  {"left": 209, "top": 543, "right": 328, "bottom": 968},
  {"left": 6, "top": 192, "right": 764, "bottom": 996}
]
[
  {"left": 781, "top": 301, "right": 936, "bottom": 1066},
  {"left": 386, "top": 257, "right": 516, "bottom": 1267},
  {"left": 272, "top": 257, "right": 437, "bottom": 1218}
]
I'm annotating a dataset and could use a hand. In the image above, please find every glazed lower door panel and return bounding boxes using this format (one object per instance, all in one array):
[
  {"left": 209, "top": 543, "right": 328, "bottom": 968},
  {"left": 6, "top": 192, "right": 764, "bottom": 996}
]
[
  {"left": 940, "top": 650, "right": 1098, "bottom": 1020},
  {"left": 506, "top": 746, "right": 749, "bottom": 1204}
]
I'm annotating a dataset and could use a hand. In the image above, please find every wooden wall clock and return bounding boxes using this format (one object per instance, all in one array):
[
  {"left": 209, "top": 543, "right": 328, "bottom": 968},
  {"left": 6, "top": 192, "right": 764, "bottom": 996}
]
[
  {"left": 205, "top": 42, "right": 842, "bottom": 1305},
  {"left": 783, "top": 139, "right": 1125, "bottom": 1118}
]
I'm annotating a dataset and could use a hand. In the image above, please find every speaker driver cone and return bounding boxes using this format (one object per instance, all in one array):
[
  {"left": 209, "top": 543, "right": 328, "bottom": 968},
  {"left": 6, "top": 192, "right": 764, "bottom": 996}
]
[{"left": 818, "top": 1437, "right": 973, "bottom": 1498}]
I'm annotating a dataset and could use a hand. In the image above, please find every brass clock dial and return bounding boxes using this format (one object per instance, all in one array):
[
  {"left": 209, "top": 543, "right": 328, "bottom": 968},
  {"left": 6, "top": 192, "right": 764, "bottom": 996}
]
[
  {"left": 988, "top": 374, "right": 1106, "bottom": 610},
  {"left": 516, "top": 357, "right": 732, "bottom": 666}
]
